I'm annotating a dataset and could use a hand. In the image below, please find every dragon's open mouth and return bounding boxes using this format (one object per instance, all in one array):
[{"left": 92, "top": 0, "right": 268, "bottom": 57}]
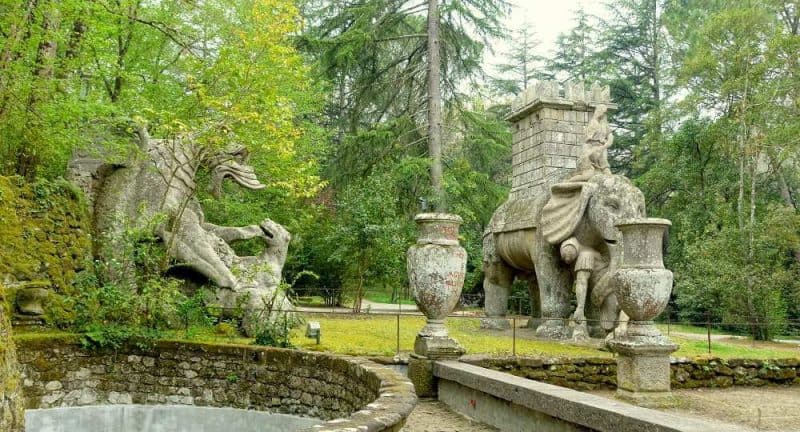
[
  {"left": 214, "top": 161, "right": 265, "bottom": 190},
  {"left": 260, "top": 224, "right": 274, "bottom": 239},
  {"left": 209, "top": 147, "right": 266, "bottom": 197}
]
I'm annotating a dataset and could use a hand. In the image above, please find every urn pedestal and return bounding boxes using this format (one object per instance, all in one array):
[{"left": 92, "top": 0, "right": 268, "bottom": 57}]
[
  {"left": 606, "top": 218, "right": 678, "bottom": 406},
  {"left": 407, "top": 213, "right": 466, "bottom": 397}
]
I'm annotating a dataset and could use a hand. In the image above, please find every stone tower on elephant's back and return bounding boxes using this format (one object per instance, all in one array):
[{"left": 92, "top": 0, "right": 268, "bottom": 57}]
[{"left": 506, "top": 81, "right": 615, "bottom": 199}]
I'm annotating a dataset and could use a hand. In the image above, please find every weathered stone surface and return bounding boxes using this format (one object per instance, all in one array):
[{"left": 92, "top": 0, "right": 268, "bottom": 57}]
[
  {"left": 17, "top": 339, "right": 417, "bottom": 432},
  {"left": 408, "top": 213, "right": 466, "bottom": 346},
  {"left": 408, "top": 357, "right": 436, "bottom": 398},
  {"left": 507, "top": 81, "right": 614, "bottom": 199},
  {"left": 1, "top": 284, "right": 25, "bottom": 432},
  {"left": 483, "top": 173, "right": 647, "bottom": 338},
  {"left": 69, "top": 132, "right": 294, "bottom": 334},
  {"left": 461, "top": 355, "right": 800, "bottom": 391},
  {"left": 435, "top": 360, "right": 751, "bottom": 432},
  {"left": 612, "top": 345, "right": 674, "bottom": 394}
]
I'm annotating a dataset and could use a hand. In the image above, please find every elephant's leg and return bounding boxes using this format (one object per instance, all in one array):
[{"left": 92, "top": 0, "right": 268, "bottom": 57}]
[
  {"left": 524, "top": 275, "right": 541, "bottom": 329},
  {"left": 532, "top": 235, "right": 573, "bottom": 339},
  {"left": 480, "top": 260, "right": 514, "bottom": 330},
  {"left": 599, "top": 293, "right": 620, "bottom": 331}
]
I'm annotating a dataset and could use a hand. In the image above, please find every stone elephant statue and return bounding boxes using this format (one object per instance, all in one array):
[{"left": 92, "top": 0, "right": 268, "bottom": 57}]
[{"left": 481, "top": 173, "right": 646, "bottom": 338}]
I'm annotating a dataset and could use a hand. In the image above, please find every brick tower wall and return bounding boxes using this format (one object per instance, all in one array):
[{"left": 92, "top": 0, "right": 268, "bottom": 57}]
[{"left": 507, "top": 81, "right": 615, "bottom": 200}]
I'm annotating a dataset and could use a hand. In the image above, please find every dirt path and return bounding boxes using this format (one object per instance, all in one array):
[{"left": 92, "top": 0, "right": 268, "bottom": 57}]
[
  {"left": 591, "top": 387, "right": 800, "bottom": 431},
  {"left": 402, "top": 399, "right": 498, "bottom": 432}
]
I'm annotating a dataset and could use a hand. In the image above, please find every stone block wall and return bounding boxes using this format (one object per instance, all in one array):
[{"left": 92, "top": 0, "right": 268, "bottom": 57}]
[
  {"left": 670, "top": 357, "right": 800, "bottom": 389},
  {"left": 0, "top": 176, "right": 92, "bottom": 326},
  {"left": 507, "top": 81, "right": 614, "bottom": 200},
  {"left": 461, "top": 355, "right": 618, "bottom": 391},
  {"left": 16, "top": 339, "right": 416, "bottom": 431},
  {"left": 461, "top": 355, "right": 800, "bottom": 391},
  {"left": 0, "top": 285, "right": 25, "bottom": 432}
]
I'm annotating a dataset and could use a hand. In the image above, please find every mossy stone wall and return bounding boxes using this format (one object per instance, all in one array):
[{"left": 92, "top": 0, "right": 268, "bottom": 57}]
[
  {"left": 461, "top": 355, "right": 800, "bottom": 391},
  {"left": 16, "top": 339, "right": 416, "bottom": 431},
  {"left": 0, "top": 176, "right": 92, "bottom": 316},
  {"left": 0, "top": 285, "right": 25, "bottom": 431}
]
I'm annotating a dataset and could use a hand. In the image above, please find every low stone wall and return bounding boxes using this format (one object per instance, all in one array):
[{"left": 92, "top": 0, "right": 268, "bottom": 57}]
[
  {"left": 17, "top": 339, "right": 416, "bottom": 432},
  {"left": 461, "top": 355, "right": 800, "bottom": 390},
  {"left": 434, "top": 361, "right": 749, "bottom": 432},
  {"left": 460, "top": 355, "right": 617, "bottom": 391}
]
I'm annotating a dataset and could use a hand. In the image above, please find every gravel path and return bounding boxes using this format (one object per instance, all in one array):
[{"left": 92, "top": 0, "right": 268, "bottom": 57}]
[
  {"left": 591, "top": 386, "right": 800, "bottom": 431},
  {"left": 401, "top": 399, "right": 498, "bottom": 432}
]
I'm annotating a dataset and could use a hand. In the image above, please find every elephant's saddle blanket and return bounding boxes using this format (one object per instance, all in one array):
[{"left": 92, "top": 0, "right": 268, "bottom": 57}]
[{"left": 486, "top": 196, "right": 543, "bottom": 235}]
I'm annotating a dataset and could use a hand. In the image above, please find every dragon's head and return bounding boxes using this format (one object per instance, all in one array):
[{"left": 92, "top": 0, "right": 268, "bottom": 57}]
[{"left": 206, "top": 145, "right": 266, "bottom": 198}]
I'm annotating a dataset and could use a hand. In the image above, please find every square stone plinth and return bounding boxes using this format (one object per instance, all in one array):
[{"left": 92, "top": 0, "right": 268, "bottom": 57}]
[
  {"left": 608, "top": 339, "right": 678, "bottom": 407},
  {"left": 414, "top": 335, "right": 465, "bottom": 360}
]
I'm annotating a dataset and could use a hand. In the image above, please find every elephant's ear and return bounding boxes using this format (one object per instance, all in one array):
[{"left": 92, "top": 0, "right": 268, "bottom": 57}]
[{"left": 541, "top": 182, "right": 597, "bottom": 245}]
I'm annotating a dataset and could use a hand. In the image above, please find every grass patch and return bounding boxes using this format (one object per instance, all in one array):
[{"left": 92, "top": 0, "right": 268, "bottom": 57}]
[
  {"left": 361, "top": 292, "right": 416, "bottom": 306},
  {"left": 12, "top": 316, "right": 799, "bottom": 360},
  {"left": 12, "top": 329, "right": 81, "bottom": 345},
  {"left": 290, "top": 315, "right": 604, "bottom": 357},
  {"left": 657, "top": 323, "right": 712, "bottom": 335},
  {"left": 289, "top": 315, "right": 798, "bottom": 359},
  {"left": 294, "top": 295, "right": 328, "bottom": 307},
  {"left": 670, "top": 336, "right": 799, "bottom": 359}
]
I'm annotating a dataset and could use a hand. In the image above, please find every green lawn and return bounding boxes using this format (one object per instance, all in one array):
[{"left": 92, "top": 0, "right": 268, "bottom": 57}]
[
  {"left": 285, "top": 315, "right": 800, "bottom": 359},
  {"left": 13, "top": 315, "right": 799, "bottom": 360},
  {"left": 361, "top": 291, "right": 416, "bottom": 306},
  {"left": 290, "top": 315, "right": 605, "bottom": 357}
]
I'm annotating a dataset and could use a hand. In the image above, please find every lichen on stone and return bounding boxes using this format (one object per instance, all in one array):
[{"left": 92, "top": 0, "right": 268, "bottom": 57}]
[
  {"left": 0, "top": 176, "right": 92, "bottom": 320},
  {"left": 0, "top": 284, "right": 25, "bottom": 431}
]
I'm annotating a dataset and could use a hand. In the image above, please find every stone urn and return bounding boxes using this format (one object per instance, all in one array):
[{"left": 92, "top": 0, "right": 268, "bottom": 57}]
[
  {"left": 609, "top": 218, "right": 673, "bottom": 341},
  {"left": 15, "top": 281, "right": 51, "bottom": 317},
  {"left": 407, "top": 213, "right": 466, "bottom": 357}
]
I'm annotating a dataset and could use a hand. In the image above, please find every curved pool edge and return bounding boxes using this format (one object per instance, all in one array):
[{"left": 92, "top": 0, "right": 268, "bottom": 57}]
[
  {"left": 307, "top": 357, "right": 417, "bottom": 432},
  {"left": 17, "top": 339, "right": 417, "bottom": 432}
]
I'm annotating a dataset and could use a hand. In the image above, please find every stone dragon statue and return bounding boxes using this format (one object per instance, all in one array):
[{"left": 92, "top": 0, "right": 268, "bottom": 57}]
[{"left": 68, "top": 128, "right": 293, "bottom": 334}]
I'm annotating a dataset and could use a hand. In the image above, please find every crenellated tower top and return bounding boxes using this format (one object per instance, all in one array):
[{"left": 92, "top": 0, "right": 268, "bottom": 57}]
[{"left": 506, "top": 80, "right": 616, "bottom": 200}]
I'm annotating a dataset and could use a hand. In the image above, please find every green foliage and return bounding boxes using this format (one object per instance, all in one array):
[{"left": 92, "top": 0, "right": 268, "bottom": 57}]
[
  {"left": 549, "top": 9, "right": 604, "bottom": 83},
  {"left": 491, "top": 24, "right": 551, "bottom": 97},
  {"left": 55, "top": 221, "right": 213, "bottom": 349},
  {"left": 252, "top": 314, "right": 293, "bottom": 348},
  {"left": 677, "top": 207, "right": 800, "bottom": 338},
  {"left": 0, "top": 0, "right": 326, "bottom": 198},
  {"left": 540, "top": 1, "right": 800, "bottom": 340},
  {"left": 325, "top": 172, "right": 411, "bottom": 311},
  {"left": 248, "top": 288, "right": 296, "bottom": 348}
]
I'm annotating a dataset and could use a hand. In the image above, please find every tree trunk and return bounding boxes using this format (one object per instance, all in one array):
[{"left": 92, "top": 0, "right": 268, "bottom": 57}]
[
  {"left": 17, "top": 0, "right": 59, "bottom": 179},
  {"left": 427, "top": 0, "right": 445, "bottom": 211}
]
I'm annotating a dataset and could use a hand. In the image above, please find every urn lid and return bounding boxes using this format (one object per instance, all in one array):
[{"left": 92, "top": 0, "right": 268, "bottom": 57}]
[{"left": 414, "top": 213, "right": 463, "bottom": 224}]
